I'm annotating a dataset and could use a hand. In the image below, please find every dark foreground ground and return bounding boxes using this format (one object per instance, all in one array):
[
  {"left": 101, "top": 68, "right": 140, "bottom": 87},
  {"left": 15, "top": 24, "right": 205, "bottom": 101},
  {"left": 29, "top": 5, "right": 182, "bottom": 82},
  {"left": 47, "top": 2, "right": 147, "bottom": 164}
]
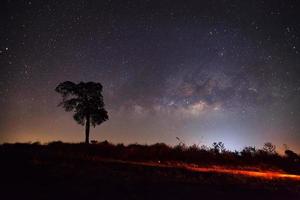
[{"left": 1, "top": 143, "right": 300, "bottom": 200}]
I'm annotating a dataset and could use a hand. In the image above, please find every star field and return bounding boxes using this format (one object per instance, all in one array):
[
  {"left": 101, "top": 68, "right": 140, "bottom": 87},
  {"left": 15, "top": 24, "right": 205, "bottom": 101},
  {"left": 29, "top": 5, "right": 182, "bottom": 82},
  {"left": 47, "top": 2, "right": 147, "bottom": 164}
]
[{"left": 1, "top": 0, "right": 300, "bottom": 152}]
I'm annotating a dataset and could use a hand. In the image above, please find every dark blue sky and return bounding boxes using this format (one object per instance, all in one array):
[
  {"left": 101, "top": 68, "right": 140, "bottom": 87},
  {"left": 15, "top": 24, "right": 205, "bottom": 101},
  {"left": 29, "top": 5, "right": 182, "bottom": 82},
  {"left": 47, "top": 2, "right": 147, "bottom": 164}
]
[{"left": 1, "top": 0, "right": 300, "bottom": 152}]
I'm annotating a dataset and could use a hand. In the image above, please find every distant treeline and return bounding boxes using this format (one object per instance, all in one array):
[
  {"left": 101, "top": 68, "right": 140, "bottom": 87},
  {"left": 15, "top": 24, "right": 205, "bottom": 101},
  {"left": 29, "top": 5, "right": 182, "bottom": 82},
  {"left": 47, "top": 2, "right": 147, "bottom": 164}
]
[{"left": 1, "top": 141, "right": 299, "bottom": 174}]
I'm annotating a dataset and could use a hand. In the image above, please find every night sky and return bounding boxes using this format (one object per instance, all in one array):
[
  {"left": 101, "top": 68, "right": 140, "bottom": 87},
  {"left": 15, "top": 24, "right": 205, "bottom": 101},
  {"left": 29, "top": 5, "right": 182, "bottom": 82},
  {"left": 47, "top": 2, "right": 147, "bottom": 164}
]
[{"left": 1, "top": 0, "right": 300, "bottom": 152}]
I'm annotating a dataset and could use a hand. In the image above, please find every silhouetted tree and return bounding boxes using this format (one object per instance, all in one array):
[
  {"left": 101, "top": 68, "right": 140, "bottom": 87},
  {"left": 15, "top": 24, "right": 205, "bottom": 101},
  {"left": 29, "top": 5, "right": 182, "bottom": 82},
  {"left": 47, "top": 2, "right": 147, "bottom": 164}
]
[
  {"left": 285, "top": 149, "right": 299, "bottom": 161},
  {"left": 211, "top": 142, "right": 225, "bottom": 154},
  {"left": 262, "top": 142, "right": 276, "bottom": 154},
  {"left": 55, "top": 81, "right": 109, "bottom": 144},
  {"left": 241, "top": 146, "right": 257, "bottom": 157}
]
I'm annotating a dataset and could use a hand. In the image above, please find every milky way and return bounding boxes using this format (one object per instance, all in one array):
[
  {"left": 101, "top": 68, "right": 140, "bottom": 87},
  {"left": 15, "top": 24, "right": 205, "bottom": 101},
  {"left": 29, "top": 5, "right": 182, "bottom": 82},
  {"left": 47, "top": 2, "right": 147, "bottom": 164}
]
[{"left": 1, "top": 0, "right": 300, "bottom": 152}]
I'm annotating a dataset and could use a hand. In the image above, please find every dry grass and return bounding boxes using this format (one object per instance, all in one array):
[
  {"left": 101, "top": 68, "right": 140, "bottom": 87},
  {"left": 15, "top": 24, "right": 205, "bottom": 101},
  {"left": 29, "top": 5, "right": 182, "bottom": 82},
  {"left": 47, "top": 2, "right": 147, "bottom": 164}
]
[{"left": 0, "top": 142, "right": 300, "bottom": 199}]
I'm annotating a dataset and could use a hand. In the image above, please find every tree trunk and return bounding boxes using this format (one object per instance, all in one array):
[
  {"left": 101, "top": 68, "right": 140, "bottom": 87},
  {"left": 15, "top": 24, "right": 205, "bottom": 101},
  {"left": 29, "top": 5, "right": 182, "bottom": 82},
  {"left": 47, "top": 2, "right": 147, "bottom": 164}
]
[{"left": 85, "top": 115, "right": 90, "bottom": 144}]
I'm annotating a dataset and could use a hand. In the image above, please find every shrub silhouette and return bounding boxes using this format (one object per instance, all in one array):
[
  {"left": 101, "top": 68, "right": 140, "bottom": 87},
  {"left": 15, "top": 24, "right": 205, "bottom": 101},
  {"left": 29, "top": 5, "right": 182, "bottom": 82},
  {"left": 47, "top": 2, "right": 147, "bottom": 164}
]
[
  {"left": 1, "top": 141, "right": 300, "bottom": 174},
  {"left": 55, "top": 81, "right": 109, "bottom": 144}
]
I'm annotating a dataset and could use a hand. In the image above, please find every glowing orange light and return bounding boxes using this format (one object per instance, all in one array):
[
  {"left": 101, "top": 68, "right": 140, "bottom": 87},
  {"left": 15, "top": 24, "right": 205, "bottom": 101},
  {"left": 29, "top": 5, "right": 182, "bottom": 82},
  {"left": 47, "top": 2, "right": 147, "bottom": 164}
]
[
  {"left": 184, "top": 166, "right": 300, "bottom": 180},
  {"left": 111, "top": 160, "right": 300, "bottom": 180}
]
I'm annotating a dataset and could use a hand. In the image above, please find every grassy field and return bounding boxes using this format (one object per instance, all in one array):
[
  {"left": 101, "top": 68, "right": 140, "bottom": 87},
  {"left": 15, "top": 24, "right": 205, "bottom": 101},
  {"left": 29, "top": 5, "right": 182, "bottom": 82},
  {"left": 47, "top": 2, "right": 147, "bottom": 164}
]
[{"left": 1, "top": 142, "right": 300, "bottom": 200}]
